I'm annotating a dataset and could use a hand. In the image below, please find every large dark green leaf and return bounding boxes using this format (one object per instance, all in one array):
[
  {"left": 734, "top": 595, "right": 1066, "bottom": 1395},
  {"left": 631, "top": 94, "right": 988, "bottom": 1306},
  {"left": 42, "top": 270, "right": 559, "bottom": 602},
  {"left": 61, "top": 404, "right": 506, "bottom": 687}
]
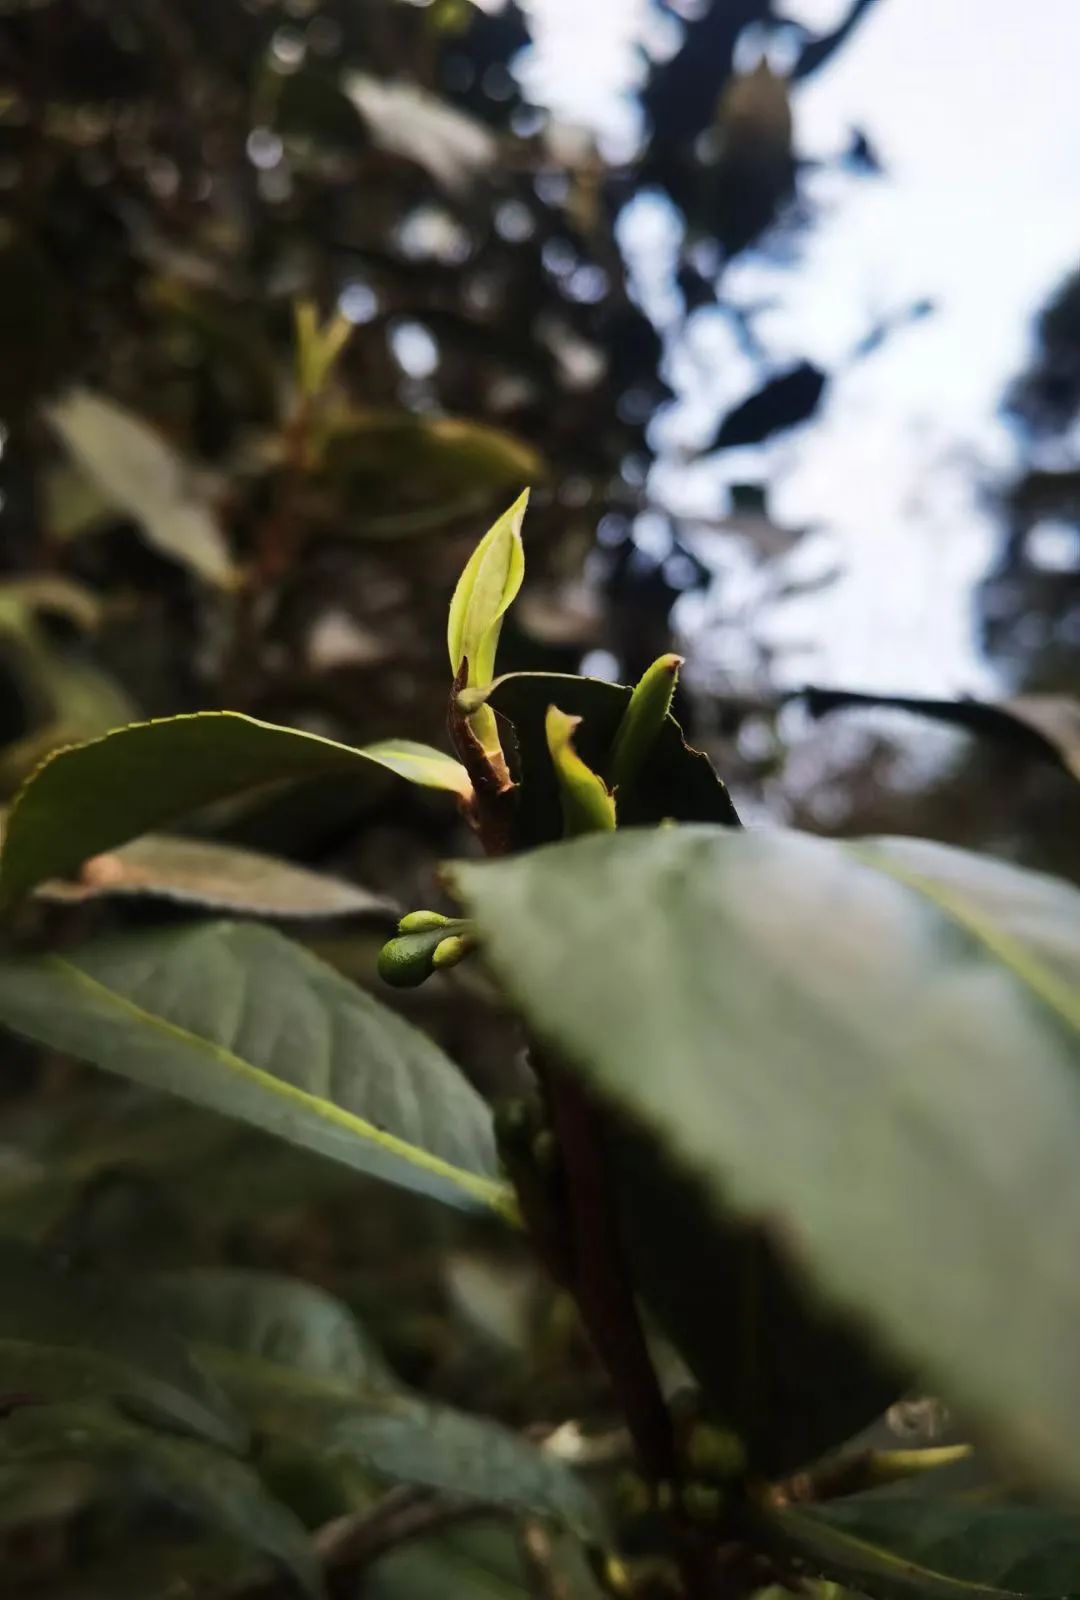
[
  {"left": 611, "top": 1126, "right": 900, "bottom": 1475},
  {"left": 774, "top": 1491, "right": 1080, "bottom": 1599},
  {"left": 145, "top": 1268, "right": 602, "bottom": 1539},
  {"left": 148, "top": 1269, "right": 396, "bottom": 1391},
  {"left": 0, "top": 711, "right": 470, "bottom": 906},
  {"left": 32, "top": 831, "right": 395, "bottom": 922},
  {"left": 0, "top": 1240, "right": 243, "bottom": 1449},
  {"left": 0, "top": 1400, "right": 319, "bottom": 1597},
  {"left": 0, "top": 921, "right": 512, "bottom": 1219},
  {"left": 215, "top": 1363, "right": 602, "bottom": 1539},
  {"left": 0, "top": 1541, "right": 265, "bottom": 1600},
  {"left": 474, "top": 672, "right": 739, "bottom": 845},
  {"left": 0, "top": 1089, "right": 366, "bottom": 1247},
  {"left": 452, "top": 827, "right": 1080, "bottom": 1489},
  {"left": 366, "top": 1519, "right": 603, "bottom": 1600}
]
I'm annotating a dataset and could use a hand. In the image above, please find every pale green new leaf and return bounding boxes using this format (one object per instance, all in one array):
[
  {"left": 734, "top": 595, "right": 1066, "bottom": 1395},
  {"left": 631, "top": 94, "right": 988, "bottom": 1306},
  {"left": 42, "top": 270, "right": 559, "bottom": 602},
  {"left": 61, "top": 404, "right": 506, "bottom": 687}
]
[
  {"left": 447, "top": 489, "right": 529, "bottom": 759},
  {"left": 0, "top": 711, "right": 470, "bottom": 907},
  {"left": 545, "top": 706, "right": 615, "bottom": 836},
  {"left": 294, "top": 299, "right": 352, "bottom": 399},
  {"left": 452, "top": 827, "right": 1080, "bottom": 1490},
  {"left": 0, "top": 921, "right": 512, "bottom": 1218},
  {"left": 447, "top": 491, "right": 528, "bottom": 684}
]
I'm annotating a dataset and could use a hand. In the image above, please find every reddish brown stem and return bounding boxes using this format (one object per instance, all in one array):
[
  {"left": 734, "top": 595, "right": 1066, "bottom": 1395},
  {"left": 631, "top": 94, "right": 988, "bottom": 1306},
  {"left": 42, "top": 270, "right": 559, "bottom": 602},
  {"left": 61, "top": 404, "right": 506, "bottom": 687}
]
[
  {"left": 452, "top": 676, "right": 676, "bottom": 1488},
  {"left": 256, "top": 395, "right": 313, "bottom": 586},
  {"left": 446, "top": 673, "right": 517, "bottom": 856},
  {"left": 546, "top": 1066, "right": 678, "bottom": 1484}
]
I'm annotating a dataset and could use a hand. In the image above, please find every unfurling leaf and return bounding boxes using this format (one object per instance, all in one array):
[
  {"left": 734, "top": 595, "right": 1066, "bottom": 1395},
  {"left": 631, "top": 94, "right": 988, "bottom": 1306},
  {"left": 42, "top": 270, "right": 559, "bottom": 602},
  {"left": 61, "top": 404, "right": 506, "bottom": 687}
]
[
  {"left": 462, "top": 672, "right": 738, "bottom": 847},
  {"left": 448, "top": 491, "right": 528, "bottom": 755},
  {"left": 609, "top": 654, "right": 682, "bottom": 795},
  {"left": 294, "top": 298, "right": 353, "bottom": 400},
  {"left": 545, "top": 706, "right": 616, "bottom": 836}
]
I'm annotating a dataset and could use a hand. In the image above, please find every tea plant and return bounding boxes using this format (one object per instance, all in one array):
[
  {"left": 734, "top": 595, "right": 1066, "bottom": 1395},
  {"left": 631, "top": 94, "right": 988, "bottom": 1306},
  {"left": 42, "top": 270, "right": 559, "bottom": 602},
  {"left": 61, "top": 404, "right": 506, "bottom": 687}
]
[{"left": 0, "top": 494, "right": 1077, "bottom": 1598}]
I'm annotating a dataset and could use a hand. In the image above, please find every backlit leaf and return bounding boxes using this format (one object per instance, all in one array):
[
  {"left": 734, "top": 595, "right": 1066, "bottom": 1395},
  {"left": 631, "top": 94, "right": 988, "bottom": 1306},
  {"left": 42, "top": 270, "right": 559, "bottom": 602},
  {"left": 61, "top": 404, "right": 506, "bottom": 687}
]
[
  {"left": 31, "top": 831, "right": 396, "bottom": 921},
  {"left": 0, "top": 921, "right": 511, "bottom": 1218},
  {"left": 45, "top": 388, "right": 237, "bottom": 588},
  {"left": 0, "top": 711, "right": 470, "bottom": 907},
  {"left": 453, "top": 827, "right": 1080, "bottom": 1490}
]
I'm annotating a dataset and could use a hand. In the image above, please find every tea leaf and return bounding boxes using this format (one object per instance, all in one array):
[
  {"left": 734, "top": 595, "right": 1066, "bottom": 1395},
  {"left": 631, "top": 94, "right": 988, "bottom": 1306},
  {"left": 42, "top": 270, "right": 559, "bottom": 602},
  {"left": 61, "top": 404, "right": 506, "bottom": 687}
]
[
  {"left": 0, "top": 712, "right": 470, "bottom": 907},
  {"left": 0, "top": 921, "right": 512, "bottom": 1218},
  {"left": 453, "top": 828, "right": 1080, "bottom": 1489},
  {"left": 0, "top": 1239, "right": 244, "bottom": 1449},
  {"left": 30, "top": 831, "right": 396, "bottom": 920},
  {"left": 545, "top": 706, "right": 615, "bottom": 836},
  {"left": 609, "top": 653, "right": 682, "bottom": 795},
  {"left": 0, "top": 1401, "right": 319, "bottom": 1597},
  {"left": 146, "top": 1269, "right": 603, "bottom": 1538},
  {"left": 148, "top": 1270, "right": 396, "bottom": 1392},
  {"left": 469, "top": 671, "right": 739, "bottom": 846},
  {"left": 447, "top": 492, "right": 528, "bottom": 753},
  {"left": 774, "top": 1491, "right": 1080, "bottom": 1599},
  {"left": 45, "top": 389, "right": 237, "bottom": 588}
]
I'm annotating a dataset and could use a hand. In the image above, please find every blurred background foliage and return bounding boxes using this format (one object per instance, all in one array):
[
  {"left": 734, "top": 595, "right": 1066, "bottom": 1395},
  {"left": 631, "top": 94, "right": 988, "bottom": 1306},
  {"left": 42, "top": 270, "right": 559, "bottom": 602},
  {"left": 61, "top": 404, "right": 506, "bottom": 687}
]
[
  {"left": 0, "top": 0, "right": 1076, "bottom": 1591},
  {"left": 0, "top": 0, "right": 1075, "bottom": 852}
]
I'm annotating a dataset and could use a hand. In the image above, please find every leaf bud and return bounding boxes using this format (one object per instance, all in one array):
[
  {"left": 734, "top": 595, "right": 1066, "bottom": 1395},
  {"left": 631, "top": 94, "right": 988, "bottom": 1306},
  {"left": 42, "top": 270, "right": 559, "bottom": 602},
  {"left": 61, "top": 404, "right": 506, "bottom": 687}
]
[
  {"left": 397, "top": 909, "right": 459, "bottom": 934},
  {"left": 680, "top": 1482, "right": 725, "bottom": 1525},
  {"left": 376, "top": 927, "right": 447, "bottom": 988},
  {"left": 684, "top": 1422, "right": 747, "bottom": 1484}
]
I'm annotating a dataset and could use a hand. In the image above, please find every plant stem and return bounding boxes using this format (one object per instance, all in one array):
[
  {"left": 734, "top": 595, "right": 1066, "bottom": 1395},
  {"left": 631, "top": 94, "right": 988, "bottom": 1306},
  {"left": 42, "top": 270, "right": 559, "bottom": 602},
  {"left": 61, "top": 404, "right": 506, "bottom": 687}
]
[
  {"left": 447, "top": 673, "right": 516, "bottom": 855},
  {"left": 517, "top": 1520, "right": 571, "bottom": 1600},
  {"left": 257, "top": 394, "right": 314, "bottom": 587},
  {"left": 545, "top": 1063, "right": 678, "bottom": 1485},
  {"left": 454, "top": 698, "right": 677, "bottom": 1496},
  {"left": 766, "top": 1442, "right": 973, "bottom": 1507},
  {"left": 230, "top": 1488, "right": 502, "bottom": 1600}
]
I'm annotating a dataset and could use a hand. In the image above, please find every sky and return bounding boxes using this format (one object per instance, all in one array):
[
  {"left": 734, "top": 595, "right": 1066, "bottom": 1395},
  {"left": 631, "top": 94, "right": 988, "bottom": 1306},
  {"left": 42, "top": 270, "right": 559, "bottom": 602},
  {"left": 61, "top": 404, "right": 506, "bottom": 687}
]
[{"left": 521, "top": 0, "right": 1080, "bottom": 692}]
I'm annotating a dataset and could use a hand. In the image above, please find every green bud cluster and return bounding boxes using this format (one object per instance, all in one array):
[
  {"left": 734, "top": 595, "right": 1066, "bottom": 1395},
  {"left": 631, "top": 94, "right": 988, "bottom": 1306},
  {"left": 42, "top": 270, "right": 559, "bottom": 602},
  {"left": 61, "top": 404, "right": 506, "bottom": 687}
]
[
  {"left": 377, "top": 911, "right": 476, "bottom": 988},
  {"left": 683, "top": 1421, "right": 747, "bottom": 1485}
]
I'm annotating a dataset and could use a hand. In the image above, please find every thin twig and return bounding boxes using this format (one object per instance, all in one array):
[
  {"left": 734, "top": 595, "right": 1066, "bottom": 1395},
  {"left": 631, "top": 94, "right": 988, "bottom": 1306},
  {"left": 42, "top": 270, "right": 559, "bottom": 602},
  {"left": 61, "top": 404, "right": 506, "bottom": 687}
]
[
  {"left": 545, "top": 1065, "right": 678, "bottom": 1485},
  {"left": 767, "top": 1443, "right": 973, "bottom": 1507},
  {"left": 517, "top": 1520, "right": 571, "bottom": 1600},
  {"left": 229, "top": 1488, "right": 503, "bottom": 1600}
]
